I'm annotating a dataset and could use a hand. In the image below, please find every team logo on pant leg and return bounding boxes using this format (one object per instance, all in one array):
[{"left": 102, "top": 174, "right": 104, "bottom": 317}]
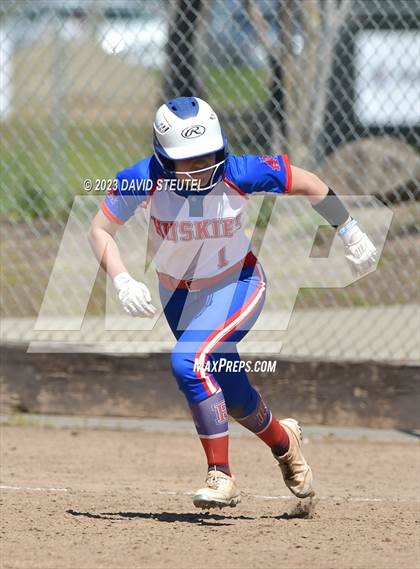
[
  {"left": 256, "top": 399, "right": 269, "bottom": 427},
  {"left": 213, "top": 400, "right": 228, "bottom": 425}
]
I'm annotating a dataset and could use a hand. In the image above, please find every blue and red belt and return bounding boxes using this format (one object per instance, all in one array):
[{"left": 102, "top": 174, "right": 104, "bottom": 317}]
[{"left": 157, "top": 251, "right": 258, "bottom": 292}]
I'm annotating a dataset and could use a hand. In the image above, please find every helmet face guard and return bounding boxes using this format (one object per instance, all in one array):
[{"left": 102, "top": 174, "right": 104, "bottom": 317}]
[
  {"left": 154, "top": 137, "right": 228, "bottom": 193},
  {"left": 152, "top": 97, "right": 229, "bottom": 193}
]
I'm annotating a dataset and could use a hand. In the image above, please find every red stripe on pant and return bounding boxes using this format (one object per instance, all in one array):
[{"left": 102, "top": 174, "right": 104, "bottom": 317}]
[{"left": 194, "top": 266, "right": 265, "bottom": 398}]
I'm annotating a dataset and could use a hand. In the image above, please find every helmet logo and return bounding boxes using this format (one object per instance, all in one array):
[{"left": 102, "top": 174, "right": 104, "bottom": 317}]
[
  {"left": 181, "top": 125, "right": 206, "bottom": 138},
  {"left": 156, "top": 121, "right": 170, "bottom": 134}
]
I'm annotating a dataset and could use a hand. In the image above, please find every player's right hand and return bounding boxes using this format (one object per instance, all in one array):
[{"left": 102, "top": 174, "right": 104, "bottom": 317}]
[{"left": 113, "top": 272, "right": 156, "bottom": 318}]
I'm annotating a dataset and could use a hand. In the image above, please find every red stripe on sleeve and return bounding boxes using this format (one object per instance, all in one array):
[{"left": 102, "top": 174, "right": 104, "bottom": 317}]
[
  {"left": 100, "top": 200, "right": 125, "bottom": 225},
  {"left": 282, "top": 153, "right": 292, "bottom": 193}
]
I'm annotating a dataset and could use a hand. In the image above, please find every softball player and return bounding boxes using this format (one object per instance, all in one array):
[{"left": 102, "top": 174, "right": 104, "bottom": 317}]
[{"left": 89, "top": 97, "right": 376, "bottom": 509}]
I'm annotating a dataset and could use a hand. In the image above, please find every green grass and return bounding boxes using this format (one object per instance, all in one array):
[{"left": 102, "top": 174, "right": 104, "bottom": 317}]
[
  {"left": 0, "top": 121, "right": 152, "bottom": 220},
  {"left": 204, "top": 66, "right": 268, "bottom": 109}
]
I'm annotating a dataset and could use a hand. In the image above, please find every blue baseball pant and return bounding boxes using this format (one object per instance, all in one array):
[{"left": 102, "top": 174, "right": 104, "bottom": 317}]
[{"left": 159, "top": 263, "right": 267, "bottom": 418}]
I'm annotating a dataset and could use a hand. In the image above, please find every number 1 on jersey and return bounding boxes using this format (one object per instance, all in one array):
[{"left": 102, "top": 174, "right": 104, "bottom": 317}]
[{"left": 218, "top": 246, "right": 228, "bottom": 269}]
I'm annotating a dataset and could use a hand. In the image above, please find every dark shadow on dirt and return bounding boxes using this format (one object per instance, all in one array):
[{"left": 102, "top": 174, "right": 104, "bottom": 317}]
[
  {"left": 261, "top": 510, "right": 311, "bottom": 520},
  {"left": 66, "top": 509, "right": 255, "bottom": 526}
]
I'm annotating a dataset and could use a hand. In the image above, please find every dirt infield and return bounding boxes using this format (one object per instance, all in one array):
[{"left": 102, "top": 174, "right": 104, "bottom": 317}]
[{"left": 1, "top": 425, "right": 419, "bottom": 569}]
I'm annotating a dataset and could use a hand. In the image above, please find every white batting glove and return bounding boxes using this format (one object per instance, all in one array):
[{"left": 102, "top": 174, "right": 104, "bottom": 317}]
[
  {"left": 338, "top": 218, "right": 377, "bottom": 277},
  {"left": 113, "top": 272, "right": 156, "bottom": 318}
]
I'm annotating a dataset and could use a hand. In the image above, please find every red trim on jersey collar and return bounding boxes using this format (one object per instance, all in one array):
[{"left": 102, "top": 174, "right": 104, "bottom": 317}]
[{"left": 223, "top": 176, "right": 248, "bottom": 197}]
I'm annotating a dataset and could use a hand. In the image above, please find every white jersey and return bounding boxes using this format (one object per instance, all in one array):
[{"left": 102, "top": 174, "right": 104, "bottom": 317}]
[
  {"left": 147, "top": 180, "right": 250, "bottom": 279},
  {"left": 101, "top": 153, "right": 291, "bottom": 279}
]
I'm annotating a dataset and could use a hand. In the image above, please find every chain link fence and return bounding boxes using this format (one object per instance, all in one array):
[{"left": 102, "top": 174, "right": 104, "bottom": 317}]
[{"left": 0, "top": 0, "right": 419, "bottom": 361}]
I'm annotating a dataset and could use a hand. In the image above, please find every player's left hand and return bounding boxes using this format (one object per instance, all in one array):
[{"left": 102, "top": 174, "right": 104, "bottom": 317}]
[{"left": 338, "top": 219, "right": 377, "bottom": 277}]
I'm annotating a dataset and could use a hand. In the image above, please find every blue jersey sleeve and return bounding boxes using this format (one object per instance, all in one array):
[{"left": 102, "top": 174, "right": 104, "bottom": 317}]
[
  {"left": 224, "top": 154, "right": 292, "bottom": 195},
  {"left": 101, "top": 155, "right": 163, "bottom": 224}
]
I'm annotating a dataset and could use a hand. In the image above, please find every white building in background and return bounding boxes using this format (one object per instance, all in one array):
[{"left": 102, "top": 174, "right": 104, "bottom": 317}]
[
  {"left": 99, "top": 17, "right": 167, "bottom": 69},
  {"left": 355, "top": 30, "right": 420, "bottom": 128},
  {"left": 0, "top": 22, "right": 12, "bottom": 120}
]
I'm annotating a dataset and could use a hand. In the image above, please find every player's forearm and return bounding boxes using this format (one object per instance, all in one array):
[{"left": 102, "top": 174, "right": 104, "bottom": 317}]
[
  {"left": 289, "top": 166, "right": 376, "bottom": 273},
  {"left": 290, "top": 166, "right": 329, "bottom": 205},
  {"left": 290, "top": 165, "right": 351, "bottom": 228},
  {"left": 88, "top": 227, "right": 128, "bottom": 279}
]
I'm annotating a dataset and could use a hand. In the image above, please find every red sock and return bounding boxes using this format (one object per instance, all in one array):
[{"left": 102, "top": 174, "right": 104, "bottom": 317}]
[
  {"left": 256, "top": 415, "right": 289, "bottom": 456},
  {"left": 199, "top": 434, "right": 231, "bottom": 476}
]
